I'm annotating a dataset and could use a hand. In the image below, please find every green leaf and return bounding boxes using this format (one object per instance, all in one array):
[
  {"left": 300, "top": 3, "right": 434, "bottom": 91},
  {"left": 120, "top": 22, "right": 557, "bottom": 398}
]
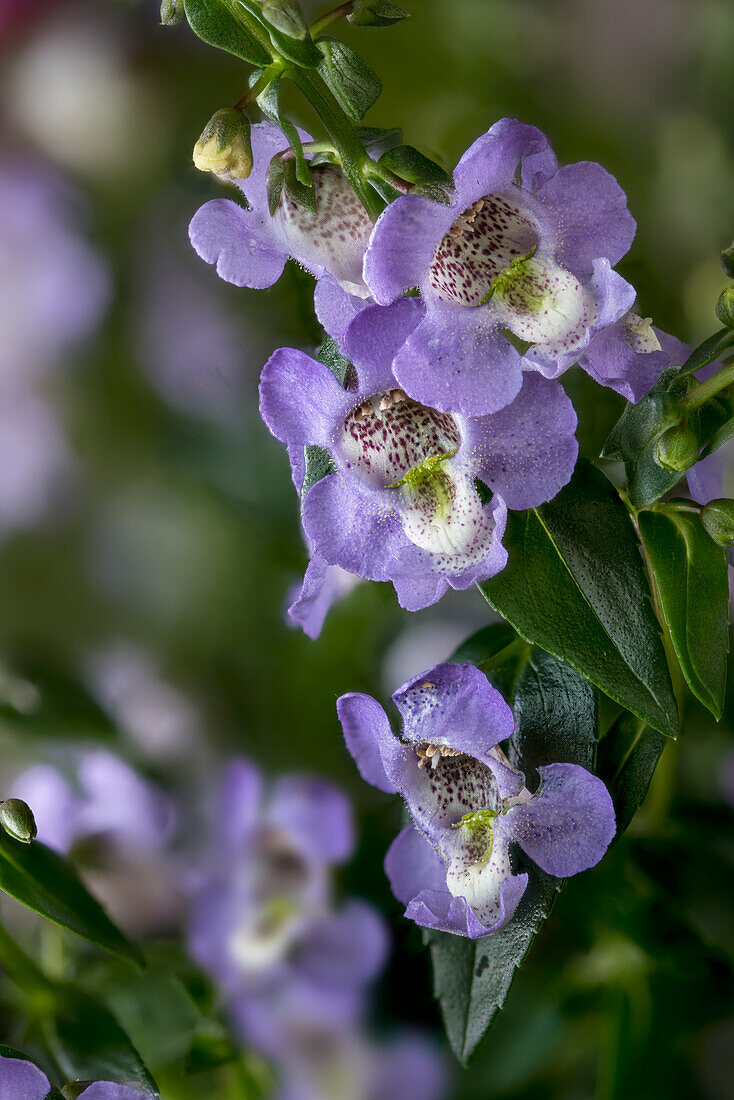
[
  {"left": 348, "top": 0, "right": 410, "bottom": 26},
  {"left": 317, "top": 38, "right": 382, "bottom": 120},
  {"left": 262, "top": 0, "right": 322, "bottom": 65},
  {"left": 377, "top": 144, "right": 451, "bottom": 185},
  {"left": 317, "top": 336, "right": 356, "bottom": 389},
  {"left": 479, "top": 460, "right": 678, "bottom": 737},
  {"left": 301, "top": 445, "right": 336, "bottom": 498},
  {"left": 427, "top": 651, "right": 597, "bottom": 1063},
  {"left": 0, "top": 830, "right": 142, "bottom": 964},
  {"left": 596, "top": 711, "right": 665, "bottom": 832},
  {"left": 182, "top": 0, "right": 271, "bottom": 65},
  {"left": 638, "top": 507, "right": 729, "bottom": 717},
  {"left": 601, "top": 391, "right": 683, "bottom": 508},
  {"left": 0, "top": 653, "right": 116, "bottom": 741},
  {"left": 0, "top": 1045, "right": 64, "bottom": 1099},
  {"left": 355, "top": 125, "right": 403, "bottom": 155},
  {"left": 44, "top": 992, "right": 158, "bottom": 1098},
  {"left": 677, "top": 326, "right": 734, "bottom": 380}
]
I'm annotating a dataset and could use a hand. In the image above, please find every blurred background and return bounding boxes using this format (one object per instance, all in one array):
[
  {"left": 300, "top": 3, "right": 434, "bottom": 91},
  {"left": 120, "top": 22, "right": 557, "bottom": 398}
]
[{"left": 1, "top": 1, "right": 734, "bottom": 1098}]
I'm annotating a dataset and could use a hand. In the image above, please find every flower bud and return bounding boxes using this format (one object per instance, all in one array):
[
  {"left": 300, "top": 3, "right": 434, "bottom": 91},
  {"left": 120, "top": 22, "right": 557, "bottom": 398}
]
[
  {"left": 715, "top": 286, "right": 734, "bottom": 329},
  {"left": 721, "top": 242, "right": 734, "bottom": 280},
  {"left": 701, "top": 498, "right": 734, "bottom": 547},
  {"left": 193, "top": 109, "right": 253, "bottom": 182},
  {"left": 160, "top": 0, "right": 185, "bottom": 24},
  {"left": 654, "top": 425, "right": 700, "bottom": 472},
  {"left": 0, "top": 798, "right": 37, "bottom": 844}
]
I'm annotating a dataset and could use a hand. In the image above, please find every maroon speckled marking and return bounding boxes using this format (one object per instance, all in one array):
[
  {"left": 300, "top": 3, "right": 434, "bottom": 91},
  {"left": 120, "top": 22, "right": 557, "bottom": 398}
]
[
  {"left": 429, "top": 192, "right": 539, "bottom": 307},
  {"left": 279, "top": 165, "right": 373, "bottom": 282}
]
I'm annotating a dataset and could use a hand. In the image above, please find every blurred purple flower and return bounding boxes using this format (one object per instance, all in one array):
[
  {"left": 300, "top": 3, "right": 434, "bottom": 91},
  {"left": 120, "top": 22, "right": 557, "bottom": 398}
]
[
  {"left": 189, "top": 760, "right": 387, "bottom": 1030},
  {"left": 0, "top": 1052, "right": 146, "bottom": 1099},
  {"left": 260, "top": 297, "right": 577, "bottom": 611},
  {"left": 190, "top": 122, "right": 373, "bottom": 298},
  {"left": 0, "top": 384, "right": 73, "bottom": 534},
  {"left": 338, "top": 663, "right": 615, "bottom": 938},
  {"left": 0, "top": 158, "right": 108, "bottom": 380},
  {"left": 363, "top": 119, "right": 662, "bottom": 414}
]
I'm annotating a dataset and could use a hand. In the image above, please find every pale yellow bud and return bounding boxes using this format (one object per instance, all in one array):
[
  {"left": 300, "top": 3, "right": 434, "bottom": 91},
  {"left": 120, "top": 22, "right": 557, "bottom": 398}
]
[{"left": 193, "top": 108, "right": 252, "bottom": 181}]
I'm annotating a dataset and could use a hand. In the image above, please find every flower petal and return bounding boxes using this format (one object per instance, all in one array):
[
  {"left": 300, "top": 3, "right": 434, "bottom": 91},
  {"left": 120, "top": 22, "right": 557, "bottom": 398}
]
[
  {"left": 189, "top": 198, "right": 286, "bottom": 289},
  {"left": 297, "top": 899, "right": 388, "bottom": 989},
  {"left": 537, "top": 161, "right": 636, "bottom": 273},
  {"left": 0, "top": 1054, "right": 51, "bottom": 1100},
  {"left": 337, "top": 692, "right": 406, "bottom": 794},
  {"left": 78, "top": 1085, "right": 150, "bottom": 1100},
  {"left": 268, "top": 775, "right": 354, "bottom": 865},
  {"left": 313, "top": 274, "right": 366, "bottom": 345},
  {"left": 453, "top": 118, "right": 558, "bottom": 197},
  {"left": 342, "top": 297, "right": 425, "bottom": 395},
  {"left": 259, "top": 347, "right": 349, "bottom": 447},
  {"left": 218, "top": 760, "right": 264, "bottom": 853},
  {"left": 286, "top": 554, "right": 359, "bottom": 640},
  {"left": 363, "top": 195, "right": 454, "bottom": 304},
  {"left": 405, "top": 873, "right": 527, "bottom": 938},
  {"left": 466, "top": 372, "right": 578, "bottom": 509},
  {"left": 385, "top": 825, "right": 447, "bottom": 904},
  {"left": 505, "top": 762, "right": 616, "bottom": 877}
]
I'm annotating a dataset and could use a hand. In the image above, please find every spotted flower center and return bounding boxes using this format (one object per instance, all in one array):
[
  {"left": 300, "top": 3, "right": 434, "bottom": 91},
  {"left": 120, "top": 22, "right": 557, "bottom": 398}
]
[
  {"left": 429, "top": 192, "right": 540, "bottom": 308},
  {"left": 278, "top": 165, "right": 373, "bottom": 295}
]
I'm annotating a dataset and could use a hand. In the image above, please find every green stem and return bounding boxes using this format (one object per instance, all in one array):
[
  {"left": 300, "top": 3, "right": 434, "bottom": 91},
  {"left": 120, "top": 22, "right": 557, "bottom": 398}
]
[
  {"left": 680, "top": 360, "right": 734, "bottom": 412},
  {"left": 234, "top": 63, "right": 284, "bottom": 111},
  {"left": 290, "top": 68, "right": 384, "bottom": 219},
  {"left": 310, "top": 1, "right": 354, "bottom": 36}
]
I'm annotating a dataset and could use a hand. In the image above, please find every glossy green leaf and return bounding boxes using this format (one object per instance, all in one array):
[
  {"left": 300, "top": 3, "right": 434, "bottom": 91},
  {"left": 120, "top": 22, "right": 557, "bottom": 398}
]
[
  {"left": 317, "top": 38, "right": 382, "bottom": 120},
  {"left": 377, "top": 144, "right": 451, "bottom": 184},
  {"left": 182, "top": 0, "right": 271, "bottom": 65},
  {"left": 638, "top": 507, "right": 729, "bottom": 717},
  {"left": 0, "top": 1045, "right": 64, "bottom": 1099},
  {"left": 317, "top": 336, "right": 355, "bottom": 389},
  {"left": 262, "top": 0, "right": 322, "bottom": 65},
  {"left": 479, "top": 461, "right": 678, "bottom": 738},
  {"left": 601, "top": 391, "right": 683, "bottom": 508},
  {"left": 596, "top": 711, "right": 665, "bottom": 832},
  {"left": 678, "top": 326, "right": 734, "bottom": 380},
  {"left": 44, "top": 993, "right": 158, "bottom": 1098},
  {"left": 427, "top": 651, "right": 597, "bottom": 1063},
  {"left": 0, "top": 830, "right": 142, "bottom": 964}
]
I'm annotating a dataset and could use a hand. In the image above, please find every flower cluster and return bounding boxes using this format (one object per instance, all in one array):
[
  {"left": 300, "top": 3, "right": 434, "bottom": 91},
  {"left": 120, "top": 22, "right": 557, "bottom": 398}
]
[
  {"left": 192, "top": 116, "right": 683, "bottom": 623},
  {"left": 189, "top": 759, "right": 447, "bottom": 1099},
  {"left": 338, "top": 663, "right": 615, "bottom": 937}
]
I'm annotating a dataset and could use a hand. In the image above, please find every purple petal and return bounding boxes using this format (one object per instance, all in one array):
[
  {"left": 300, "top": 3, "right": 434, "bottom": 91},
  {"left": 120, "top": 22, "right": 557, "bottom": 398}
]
[
  {"left": 313, "top": 274, "right": 366, "bottom": 345},
  {"left": 374, "top": 1035, "right": 450, "bottom": 1100},
  {"left": 536, "top": 161, "right": 636, "bottom": 273},
  {"left": 336, "top": 692, "right": 409, "bottom": 794},
  {"left": 76, "top": 751, "right": 175, "bottom": 852},
  {"left": 453, "top": 118, "right": 558, "bottom": 197},
  {"left": 259, "top": 348, "right": 349, "bottom": 447},
  {"left": 0, "top": 1054, "right": 51, "bottom": 1100},
  {"left": 393, "top": 304, "right": 524, "bottom": 416},
  {"left": 393, "top": 662, "right": 514, "bottom": 755},
  {"left": 689, "top": 442, "right": 730, "bottom": 505},
  {"left": 342, "top": 297, "right": 426, "bottom": 395},
  {"left": 385, "top": 825, "right": 447, "bottom": 904},
  {"left": 505, "top": 763, "right": 616, "bottom": 877},
  {"left": 297, "top": 899, "right": 388, "bottom": 988},
  {"left": 77, "top": 1084, "right": 149, "bottom": 1099},
  {"left": 218, "top": 759, "right": 264, "bottom": 853},
  {"left": 390, "top": 570, "right": 448, "bottom": 613},
  {"left": 363, "top": 195, "right": 453, "bottom": 304},
  {"left": 286, "top": 554, "right": 358, "bottom": 640},
  {"left": 466, "top": 372, "right": 578, "bottom": 509},
  {"left": 268, "top": 775, "right": 354, "bottom": 865},
  {"left": 10, "top": 764, "right": 79, "bottom": 854},
  {"left": 579, "top": 319, "right": 669, "bottom": 402},
  {"left": 189, "top": 198, "right": 286, "bottom": 289},
  {"left": 405, "top": 873, "right": 527, "bottom": 938}
]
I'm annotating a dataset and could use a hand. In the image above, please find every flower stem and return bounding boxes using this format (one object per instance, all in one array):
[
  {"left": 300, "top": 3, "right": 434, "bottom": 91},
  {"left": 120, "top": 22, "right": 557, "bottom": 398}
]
[
  {"left": 290, "top": 68, "right": 385, "bottom": 219},
  {"left": 310, "top": 1, "right": 354, "bottom": 37},
  {"left": 680, "top": 360, "right": 734, "bottom": 412},
  {"left": 234, "top": 64, "right": 283, "bottom": 111}
]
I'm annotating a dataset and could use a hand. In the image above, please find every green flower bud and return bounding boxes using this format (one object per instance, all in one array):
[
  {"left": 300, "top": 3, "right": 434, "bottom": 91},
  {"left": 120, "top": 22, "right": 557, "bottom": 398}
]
[
  {"left": 193, "top": 109, "right": 253, "bottom": 182},
  {"left": 715, "top": 286, "right": 734, "bottom": 329},
  {"left": 701, "top": 498, "right": 734, "bottom": 547},
  {"left": 654, "top": 425, "right": 700, "bottom": 472},
  {"left": 160, "top": 0, "right": 185, "bottom": 25},
  {"left": 721, "top": 242, "right": 734, "bottom": 280},
  {"left": 0, "top": 798, "right": 37, "bottom": 844}
]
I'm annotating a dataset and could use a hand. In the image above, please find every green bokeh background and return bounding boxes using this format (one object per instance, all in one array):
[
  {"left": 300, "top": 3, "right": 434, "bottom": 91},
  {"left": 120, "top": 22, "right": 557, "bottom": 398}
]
[{"left": 1, "top": 1, "right": 734, "bottom": 1097}]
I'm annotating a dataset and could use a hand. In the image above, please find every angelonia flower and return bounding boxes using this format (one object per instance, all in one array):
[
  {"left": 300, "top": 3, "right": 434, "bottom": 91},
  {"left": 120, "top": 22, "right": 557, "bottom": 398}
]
[
  {"left": 190, "top": 121, "right": 374, "bottom": 298},
  {"left": 337, "top": 663, "right": 615, "bottom": 937},
  {"left": 0, "top": 1052, "right": 146, "bottom": 1099},
  {"left": 260, "top": 297, "right": 578, "bottom": 611},
  {"left": 286, "top": 548, "right": 361, "bottom": 640},
  {"left": 363, "top": 118, "right": 667, "bottom": 413},
  {"left": 189, "top": 759, "right": 387, "bottom": 1031}
]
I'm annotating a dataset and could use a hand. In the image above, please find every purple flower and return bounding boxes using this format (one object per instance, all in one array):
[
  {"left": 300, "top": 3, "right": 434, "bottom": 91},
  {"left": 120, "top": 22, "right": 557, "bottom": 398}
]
[
  {"left": 363, "top": 119, "right": 650, "bottom": 414},
  {"left": 0, "top": 1052, "right": 146, "bottom": 1100},
  {"left": 260, "top": 296, "right": 578, "bottom": 611},
  {"left": 286, "top": 550, "right": 362, "bottom": 639},
  {"left": 337, "top": 663, "right": 615, "bottom": 938},
  {"left": 190, "top": 122, "right": 374, "bottom": 298},
  {"left": 189, "top": 760, "right": 387, "bottom": 1013}
]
